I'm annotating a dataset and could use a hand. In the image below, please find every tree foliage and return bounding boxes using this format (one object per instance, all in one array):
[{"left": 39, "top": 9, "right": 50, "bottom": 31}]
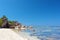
[
  {"left": 8, "top": 21, "right": 15, "bottom": 25},
  {"left": 0, "top": 15, "right": 21, "bottom": 27},
  {"left": 1, "top": 15, "right": 7, "bottom": 19},
  {"left": 0, "top": 18, "right": 3, "bottom": 27}
]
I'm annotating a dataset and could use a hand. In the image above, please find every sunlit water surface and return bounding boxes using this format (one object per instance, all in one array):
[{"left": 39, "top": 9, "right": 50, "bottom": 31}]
[{"left": 21, "top": 26, "right": 60, "bottom": 40}]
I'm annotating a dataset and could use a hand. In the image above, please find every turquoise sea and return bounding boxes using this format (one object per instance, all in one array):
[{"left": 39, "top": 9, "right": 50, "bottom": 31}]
[{"left": 22, "top": 26, "right": 60, "bottom": 40}]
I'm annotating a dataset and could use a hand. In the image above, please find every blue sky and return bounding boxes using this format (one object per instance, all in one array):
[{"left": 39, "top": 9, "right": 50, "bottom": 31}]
[{"left": 0, "top": 0, "right": 60, "bottom": 26}]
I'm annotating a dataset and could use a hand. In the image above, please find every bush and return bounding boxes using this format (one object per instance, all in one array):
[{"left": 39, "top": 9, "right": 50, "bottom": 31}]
[{"left": 0, "top": 18, "right": 3, "bottom": 27}]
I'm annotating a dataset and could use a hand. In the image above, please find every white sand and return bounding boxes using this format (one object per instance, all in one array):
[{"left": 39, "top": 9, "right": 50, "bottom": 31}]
[{"left": 0, "top": 29, "right": 39, "bottom": 40}]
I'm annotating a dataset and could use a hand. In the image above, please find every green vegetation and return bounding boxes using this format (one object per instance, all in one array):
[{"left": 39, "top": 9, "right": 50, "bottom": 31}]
[
  {"left": 0, "top": 18, "right": 3, "bottom": 27},
  {"left": 8, "top": 21, "right": 15, "bottom": 25},
  {"left": 0, "top": 15, "right": 16, "bottom": 27},
  {"left": 0, "top": 15, "right": 8, "bottom": 27}
]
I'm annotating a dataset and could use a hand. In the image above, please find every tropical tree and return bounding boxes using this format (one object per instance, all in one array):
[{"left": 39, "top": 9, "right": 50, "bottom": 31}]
[
  {"left": 0, "top": 18, "right": 3, "bottom": 27},
  {"left": 1, "top": 15, "right": 7, "bottom": 19},
  {"left": 8, "top": 21, "right": 15, "bottom": 25}
]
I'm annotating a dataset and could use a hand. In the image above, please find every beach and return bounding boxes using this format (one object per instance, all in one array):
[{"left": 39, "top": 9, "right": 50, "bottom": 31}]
[{"left": 0, "top": 29, "right": 39, "bottom": 40}]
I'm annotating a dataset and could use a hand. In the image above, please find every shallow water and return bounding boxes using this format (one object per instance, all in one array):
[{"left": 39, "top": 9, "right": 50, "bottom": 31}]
[{"left": 22, "top": 26, "right": 60, "bottom": 40}]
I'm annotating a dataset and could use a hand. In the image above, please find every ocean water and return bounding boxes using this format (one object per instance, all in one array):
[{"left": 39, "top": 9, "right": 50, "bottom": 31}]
[{"left": 21, "top": 26, "right": 60, "bottom": 40}]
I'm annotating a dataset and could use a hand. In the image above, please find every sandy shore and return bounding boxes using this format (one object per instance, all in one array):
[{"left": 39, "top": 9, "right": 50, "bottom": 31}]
[{"left": 0, "top": 29, "right": 39, "bottom": 40}]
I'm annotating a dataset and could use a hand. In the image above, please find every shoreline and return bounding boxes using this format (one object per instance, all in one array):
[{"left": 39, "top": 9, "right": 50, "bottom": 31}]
[
  {"left": 0, "top": 29, "right": 39, "bottom": 40},
  {"left": 12, "top": 29, "right": 39, "bottom": 40}
]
